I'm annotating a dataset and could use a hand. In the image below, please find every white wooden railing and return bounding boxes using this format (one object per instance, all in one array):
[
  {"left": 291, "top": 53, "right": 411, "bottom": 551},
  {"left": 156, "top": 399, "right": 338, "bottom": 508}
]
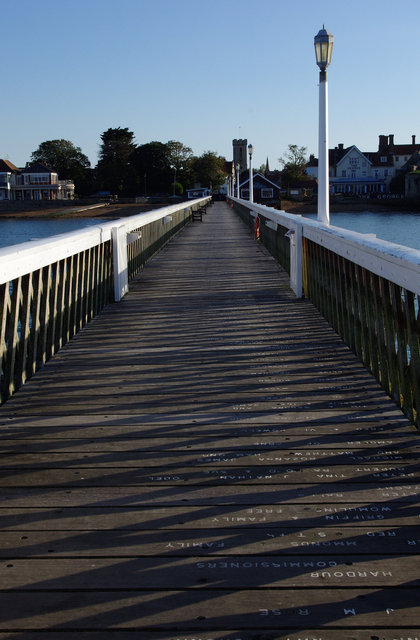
[
  {"left": 0, "top": 198, "right": 210, "bottom": 404},
  {"left": 230, "top": 196, "right": 420, "bottom": 429}
]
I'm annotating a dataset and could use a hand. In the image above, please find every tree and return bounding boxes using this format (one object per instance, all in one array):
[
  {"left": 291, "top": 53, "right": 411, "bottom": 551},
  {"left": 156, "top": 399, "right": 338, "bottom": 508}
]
[
  {"left": 166, "top": 140, "right": 194, "bottom": 190},
  {"left": 97, "top": 127, "right": 136, "bottom": 195},
  {"left": 130, "top": 141, "right": 173, "bottom": 194},
  {"left": 30, "top": 139, "right": 91, "bottom": 194},
  {"left": 279, "top": 144, "right": 309, "bottom": 183},
  {"left": 190, "top": 151, "right": 226, "bottom": 191}
]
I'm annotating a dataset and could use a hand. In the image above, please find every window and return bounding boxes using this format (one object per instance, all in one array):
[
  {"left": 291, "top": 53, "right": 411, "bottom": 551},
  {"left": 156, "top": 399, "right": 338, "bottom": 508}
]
[
  {"left": 30, "top": 175, "right": 50, "bottom": 184},
  {"left": 261, "top": 188, "right": 273, "bottom": 198},
  {"left": 380, "top": 156, "right": 387, "bottom": 162},
  {"left": 241, "top": 189, "right": 249, "bottom": 199},
  {"left": 341, "top": 170, "right": 346, "bottom": 177}
]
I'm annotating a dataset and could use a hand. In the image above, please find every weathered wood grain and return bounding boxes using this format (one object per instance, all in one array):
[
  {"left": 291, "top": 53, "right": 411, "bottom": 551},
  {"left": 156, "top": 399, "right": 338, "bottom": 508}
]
[
  {"left": 1, "top": 555, "right": 419, "bottom": 589},
  {"left": 1, "top": 448, "right": 418, "bottom": 467},
  {"left": 2, "top": 483, "right": 420, "bottom": 505},
  {"left": 0, "top": 407, "right": 408, "bottom": 427},
  {"left": 0, "top": 202, "right": 418, "bottom": 635},
  {"left": 0, "top": 633, "right": 419, "bottom": 640},
  {"left": 1, "top": 526, "right": 419, "bottom": 557},
  {"left": 0, "top": 464, "right": 417, "bottom": 486},
  {"left": 0, "top": 589, "right": 419, "bottom": 629},
  {"left": 0, "top": 433, "right": 417, "bottom": 449},
  {"left": 0, "top": 503, "right": 418, "bottom": 529}
]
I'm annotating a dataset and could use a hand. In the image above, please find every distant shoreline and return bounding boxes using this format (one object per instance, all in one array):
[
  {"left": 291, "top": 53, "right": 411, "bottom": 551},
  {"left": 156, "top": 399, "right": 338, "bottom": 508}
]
[
  {"left": 280, "top": 198, "right": 420, "bottom": 214},
  {"left": 0, "top": 198, "right": 419, "bottom": 219},
  {"left": 0, "top": 203, "right": 157, "bottom": 219}
]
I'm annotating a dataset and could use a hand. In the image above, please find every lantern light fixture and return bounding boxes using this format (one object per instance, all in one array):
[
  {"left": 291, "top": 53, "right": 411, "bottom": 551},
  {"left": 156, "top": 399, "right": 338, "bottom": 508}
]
[{"left": 314, "top": 25, "right": 334, "bottom": 71}]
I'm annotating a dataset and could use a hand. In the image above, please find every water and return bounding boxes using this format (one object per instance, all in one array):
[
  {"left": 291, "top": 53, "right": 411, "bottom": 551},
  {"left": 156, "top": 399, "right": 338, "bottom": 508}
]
[
  {"left": 0, "top": 218, "right": 102, "bottom": 249},
  {"left": 0, "top": 210, "right": 419, "bottom": 252},
  {"left": 302, "top": 210, "right": 420, "bottom": 251}
]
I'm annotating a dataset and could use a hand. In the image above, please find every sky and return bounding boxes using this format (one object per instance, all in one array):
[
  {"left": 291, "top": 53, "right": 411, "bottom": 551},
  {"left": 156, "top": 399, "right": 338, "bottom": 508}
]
[{"left": 2, "top": 0, "right": 420, "bottom": 171}]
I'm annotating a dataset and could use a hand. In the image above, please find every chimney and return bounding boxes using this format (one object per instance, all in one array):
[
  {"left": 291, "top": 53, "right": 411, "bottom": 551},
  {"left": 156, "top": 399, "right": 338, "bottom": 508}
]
[
  {"left": 389, "top": 134, "right": 394, "bottom": 146},
  {"left": 412, "top": 135, "right": 416, "bottom": 145},
  {"left": 379, "top": 135, "right": 388, "bottom": 149},
  {"left": 338, "top": 143, "right": 344, "bottom": 151}
]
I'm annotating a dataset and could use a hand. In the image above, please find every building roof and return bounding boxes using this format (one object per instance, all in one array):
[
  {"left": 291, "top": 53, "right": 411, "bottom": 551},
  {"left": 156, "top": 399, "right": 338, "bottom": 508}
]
[
  {"left": 288, "top": 178, "right": 317, "bottom": 189},
  {"left": 308, "top": 146, "right": 354, "bottom": 166},
  {"left": 335, "top": 145, "right": 373, "bottom": 166},
  {"left": 400, "top": 150, "right": 420, "bottom": 172},
  {"left": 22, "top": 162, "right": 56, "bottom": 174},
  {"left": 239, "top": 172, "right": 281, "bottom": 189},
  {"left": 0, "top": 159, "right": 20, "bottom": 173},
  {"left": 368, "top": 152, "right": 394, "bottom": 167},
  {"left": 391, "top": 145, "right": 418, "bottom": 154}
]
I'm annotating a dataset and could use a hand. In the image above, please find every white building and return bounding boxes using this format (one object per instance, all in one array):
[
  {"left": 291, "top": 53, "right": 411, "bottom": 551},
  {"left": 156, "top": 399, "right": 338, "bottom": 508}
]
[
  {"left": 331, "top": 145, "right": 391, "bottom": 195},
  {"left": 0, "top": 160, "right": 74, "bottom": 201},
  {"left": 306, "top": 134, "right": 420, "bottom": 196}
]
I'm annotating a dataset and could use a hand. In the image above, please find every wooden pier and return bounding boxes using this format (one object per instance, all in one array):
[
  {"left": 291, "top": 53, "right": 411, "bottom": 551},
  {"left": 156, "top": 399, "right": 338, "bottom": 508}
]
[{"left": 0, "top": 201, "right": 419, "bottom": 639}]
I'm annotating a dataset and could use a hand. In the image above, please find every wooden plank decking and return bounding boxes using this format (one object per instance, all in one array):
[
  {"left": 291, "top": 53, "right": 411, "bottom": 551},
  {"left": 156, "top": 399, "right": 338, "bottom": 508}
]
[{"left": 0, "top": 201, "right": 419, "bottom": 639}]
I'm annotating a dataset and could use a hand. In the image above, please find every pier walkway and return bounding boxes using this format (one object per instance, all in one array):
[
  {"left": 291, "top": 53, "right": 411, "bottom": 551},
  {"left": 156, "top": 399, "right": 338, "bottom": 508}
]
[{"left": 0, "top": 201, "right": 419, "bottom": 638}]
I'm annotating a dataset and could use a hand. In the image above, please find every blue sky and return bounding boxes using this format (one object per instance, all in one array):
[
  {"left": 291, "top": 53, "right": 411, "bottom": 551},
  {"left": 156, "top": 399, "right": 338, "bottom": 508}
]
[{"left": 2, "top": 0, "right": 420, "bottom": 170}]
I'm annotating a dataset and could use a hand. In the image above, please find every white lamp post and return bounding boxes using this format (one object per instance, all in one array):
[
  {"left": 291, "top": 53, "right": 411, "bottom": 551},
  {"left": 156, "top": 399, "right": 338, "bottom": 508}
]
[
  {"left": 236, "top": 163, "right": 240, "bottom": 198},
  {"left": 248, "top": 143, "right": 254, "bottom": 202},
  {"left": 314, "top": 25, "right": 334, "bottom": 225}
]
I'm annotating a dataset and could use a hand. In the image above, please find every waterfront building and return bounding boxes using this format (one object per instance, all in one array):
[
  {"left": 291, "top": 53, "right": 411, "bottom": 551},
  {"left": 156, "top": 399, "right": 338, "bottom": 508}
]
[
  {"left": 239, "top": 172, "right": 282, "bottom": 205},
  {"left": 0, "top": 159, "right": 74, "bottom": 201},
  {"left": 0, "top": 159, "right": 20, "bottom": 200},
  {"left": 306, "top": 134, "right": 420, "bottom": 196}
]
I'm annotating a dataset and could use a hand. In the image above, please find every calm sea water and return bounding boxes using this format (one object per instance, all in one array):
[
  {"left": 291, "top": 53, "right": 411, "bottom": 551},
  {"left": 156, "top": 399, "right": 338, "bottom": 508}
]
[
  {"left": 0, "top": 218, "right": 101, "bottom": 249},
  {"left": 302, "top": 211, "right": 420, "bottom": 251},
  {"left": 0, "top": 211, "right": 419, "bottom": 251}
]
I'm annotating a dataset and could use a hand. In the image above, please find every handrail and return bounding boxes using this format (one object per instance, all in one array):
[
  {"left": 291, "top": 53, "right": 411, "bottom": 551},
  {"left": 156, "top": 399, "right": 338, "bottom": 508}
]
[
  {"left": 0, "top": 198, "right": 210, "bottom": 286},
  {"left": 0, "top": 197, "right": 210, "bottom": 405},
  {"left": 229, "top": 196, "right": 420, "bottom": 295},
  {"left": 229, "top": 196, "right": 420, "bottom": 429}
]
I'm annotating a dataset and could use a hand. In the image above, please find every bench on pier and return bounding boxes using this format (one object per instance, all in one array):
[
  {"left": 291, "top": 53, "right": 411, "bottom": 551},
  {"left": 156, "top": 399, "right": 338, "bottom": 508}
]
[{"left": 192, "top": 205, "right": 206, "bottom": 222}]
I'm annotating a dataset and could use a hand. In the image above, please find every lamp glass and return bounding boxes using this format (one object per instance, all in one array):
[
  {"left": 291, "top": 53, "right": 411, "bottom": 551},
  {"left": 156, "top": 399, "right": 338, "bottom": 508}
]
[
  {"left": 248, "top": 144, "right": 254, "bottom": 156},
  {"left": 314, "top": 27, "right": 333, "bottom": 70}
]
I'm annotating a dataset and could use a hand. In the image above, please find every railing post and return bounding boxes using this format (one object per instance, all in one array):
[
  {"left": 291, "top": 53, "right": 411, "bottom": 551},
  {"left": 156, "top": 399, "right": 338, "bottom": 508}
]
[
  {"left": 112, "top": 225, "right": 128, "bottom": 302},
  {"left": 288, "top": 221, "right": 303, "bottom": 298}
]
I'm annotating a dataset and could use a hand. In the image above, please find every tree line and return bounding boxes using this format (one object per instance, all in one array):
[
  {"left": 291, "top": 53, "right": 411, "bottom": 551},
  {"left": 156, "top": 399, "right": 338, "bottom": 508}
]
[{"left": 30, "top": 127, "right": 228, "bottom": 197}]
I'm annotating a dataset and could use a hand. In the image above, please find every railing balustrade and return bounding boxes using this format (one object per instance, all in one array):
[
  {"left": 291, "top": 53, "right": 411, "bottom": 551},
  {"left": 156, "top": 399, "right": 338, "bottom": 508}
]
[
  {"left": 230, "top": 196, "right": 420, "bottom": 429},
  {"left": 0, "top": 198, "right": 209, "bottom": 404}
]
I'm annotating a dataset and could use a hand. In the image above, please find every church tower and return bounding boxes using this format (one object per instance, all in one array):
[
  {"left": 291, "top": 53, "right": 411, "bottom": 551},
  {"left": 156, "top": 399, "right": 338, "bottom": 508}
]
[{"left": 232, "top": 139, "right": 247, "bottom": 173}]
